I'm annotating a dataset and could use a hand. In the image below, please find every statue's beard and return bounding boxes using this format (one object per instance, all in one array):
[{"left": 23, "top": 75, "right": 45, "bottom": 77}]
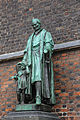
[{"left": 34, "top": 27, "right": 40, "bottom": 31}]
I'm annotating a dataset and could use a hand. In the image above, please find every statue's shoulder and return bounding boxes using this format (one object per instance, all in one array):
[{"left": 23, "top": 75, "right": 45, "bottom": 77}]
[
  {"left": 42, "top": 29, "right": 47, "bottom": 34},
  {"left": 42, "top": 29, "right": 51, "bottom": 36},
  {"left": 42, "top": 29, "right": 52, "bottom": 40}
]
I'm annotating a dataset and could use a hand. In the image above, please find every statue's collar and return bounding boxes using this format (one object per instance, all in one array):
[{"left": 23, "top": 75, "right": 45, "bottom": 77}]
[{"left": 34, "top": 28, "right": 43, "bottom": 35}]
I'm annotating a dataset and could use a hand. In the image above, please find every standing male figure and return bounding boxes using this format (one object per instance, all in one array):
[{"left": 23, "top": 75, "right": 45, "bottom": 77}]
[{"left": 16, "top": 18, "right": 55, "bottom": 105}]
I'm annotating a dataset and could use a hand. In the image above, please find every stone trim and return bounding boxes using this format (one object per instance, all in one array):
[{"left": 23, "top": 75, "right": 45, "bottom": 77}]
[
  {"left": 54, "top": 40, "right": 80, "bottom": 51},
  {"left": 0, "top": 40, "right": 80, "bottom": 62},
  {"left": 0, "top": 51, "right": 24, "bottom": 61}
]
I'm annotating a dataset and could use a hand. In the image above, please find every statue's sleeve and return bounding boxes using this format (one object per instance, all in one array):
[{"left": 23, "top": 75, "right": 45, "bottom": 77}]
[
  {"left": 22, "top": 36, "right": 31, "bottom": 64},
  {"left": 44, "top": 32, "right": 54, "bottom": 54},
  {"left": 24, "top": 37, "right": 30, "bottom": 53}
]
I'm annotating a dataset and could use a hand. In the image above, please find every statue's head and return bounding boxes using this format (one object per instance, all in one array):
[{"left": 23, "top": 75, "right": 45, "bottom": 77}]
[{"left": 32, "top": 18, "right": 41, "bottom": 31}]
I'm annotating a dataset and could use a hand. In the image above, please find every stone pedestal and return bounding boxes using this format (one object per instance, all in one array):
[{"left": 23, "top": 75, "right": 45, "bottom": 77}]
[
  {"left": 16, "top": 104, "right": 52, "bottom": 112},
  {"left": 2, "top": 104, "right": 60, "bottom": 120},
  {"left": 3, "top": 111, "right": 60, "bottom": 120}
]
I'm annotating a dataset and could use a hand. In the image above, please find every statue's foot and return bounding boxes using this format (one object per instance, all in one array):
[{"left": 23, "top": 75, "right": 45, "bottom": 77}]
[
  {"left": 29, "top": 99, "right": 35, "bottom": 104},
  {"left": 21, "top": 101, "right": 24, "bottom": 105},
  {"left": 36, "top": 96, "right": 41, "bottom": 105}
]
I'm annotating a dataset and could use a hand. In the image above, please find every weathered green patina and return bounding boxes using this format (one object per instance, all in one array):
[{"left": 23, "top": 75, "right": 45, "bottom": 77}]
[
  {"left": 16, "top": 104, "right": 52, "bottom": 112},
  {"left": 13, "top": 18, "right": 56, "bottom": 107}
]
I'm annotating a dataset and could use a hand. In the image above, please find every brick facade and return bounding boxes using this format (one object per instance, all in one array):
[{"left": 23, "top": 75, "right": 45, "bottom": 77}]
[
  {"left": 53, "top": 49, "right": 80, "bottom": 120},
  {"left": 0, "top": 0, "right": 80, "bottom": 120},
  {"left": 0, "top": 0, "right": 80, "bottom": 54},
  {"left": 0, "top": 59, "right": 20, "bottom": 118},
  {"left": 0, "top": 48, "right": 80, "bottom": 120}
]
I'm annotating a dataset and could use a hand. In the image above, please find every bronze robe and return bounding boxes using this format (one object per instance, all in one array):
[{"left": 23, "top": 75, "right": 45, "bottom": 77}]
[{"left": 22, "top": 29, "right": 56, "bottom": 104}]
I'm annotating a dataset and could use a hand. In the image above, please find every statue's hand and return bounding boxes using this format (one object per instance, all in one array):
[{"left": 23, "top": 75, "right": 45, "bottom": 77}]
[
  {"left": 44, "top": 51, "right": 50, "bottom": 63},
  {"left": 44, "top": 49, "right": 48, "bottom": 53}
]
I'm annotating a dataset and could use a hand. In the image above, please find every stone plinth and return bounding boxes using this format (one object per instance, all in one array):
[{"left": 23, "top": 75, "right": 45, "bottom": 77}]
[
  {"left": 3, "top": 111, "right": 60, "bottom": 120},
  {"left": 16, "top": 104, "right": 52, "bottom": 112}
]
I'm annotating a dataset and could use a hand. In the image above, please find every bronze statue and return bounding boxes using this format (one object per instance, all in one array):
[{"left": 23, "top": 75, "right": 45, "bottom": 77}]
[{"left": 13, "top": 18, "right": 55, "bottom": 105}]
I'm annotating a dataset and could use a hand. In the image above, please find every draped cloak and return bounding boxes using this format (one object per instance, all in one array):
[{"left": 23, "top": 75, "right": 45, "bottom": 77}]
[{"left": 22, "top": 29, "right": 56, "bottom": 104}]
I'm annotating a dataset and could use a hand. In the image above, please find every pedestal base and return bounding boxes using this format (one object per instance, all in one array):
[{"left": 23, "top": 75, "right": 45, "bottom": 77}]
[
  {"left": 16, "top": 104, "right": 52, "bottom": 112},
  {"left": 3, "top": 111, "right": 60, "bottom": 120}
]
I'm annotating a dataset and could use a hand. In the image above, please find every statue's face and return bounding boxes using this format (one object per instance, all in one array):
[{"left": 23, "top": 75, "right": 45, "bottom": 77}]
[{"left": 32, "top": 19, "right": 41, "bottom": 31}]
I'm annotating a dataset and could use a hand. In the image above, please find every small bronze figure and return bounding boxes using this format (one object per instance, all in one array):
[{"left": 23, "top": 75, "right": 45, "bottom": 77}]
[{"left": 13, "top": 18, "right": 55, "bottom": 105}]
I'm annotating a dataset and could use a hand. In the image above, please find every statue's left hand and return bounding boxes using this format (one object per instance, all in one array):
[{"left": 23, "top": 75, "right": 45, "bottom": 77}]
[{"left": 44, "top": 49, "right": 48, "bottom": 53}]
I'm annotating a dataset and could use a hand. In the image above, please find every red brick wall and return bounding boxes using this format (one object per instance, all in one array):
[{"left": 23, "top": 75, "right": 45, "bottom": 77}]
[
  {"left": 0, "top": 48, "right": 80, "bottom": 120},
  {"left": 53, "top": 49, "right": 80, "bottom": 120},
  {"left": 0, "top": 59, "right": 21, "bottom": 118}
]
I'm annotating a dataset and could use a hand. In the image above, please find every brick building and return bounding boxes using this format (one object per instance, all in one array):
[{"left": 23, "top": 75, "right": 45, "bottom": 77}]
[{"left": 0, "top": 0, "right": 80, "bottom": 120}]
